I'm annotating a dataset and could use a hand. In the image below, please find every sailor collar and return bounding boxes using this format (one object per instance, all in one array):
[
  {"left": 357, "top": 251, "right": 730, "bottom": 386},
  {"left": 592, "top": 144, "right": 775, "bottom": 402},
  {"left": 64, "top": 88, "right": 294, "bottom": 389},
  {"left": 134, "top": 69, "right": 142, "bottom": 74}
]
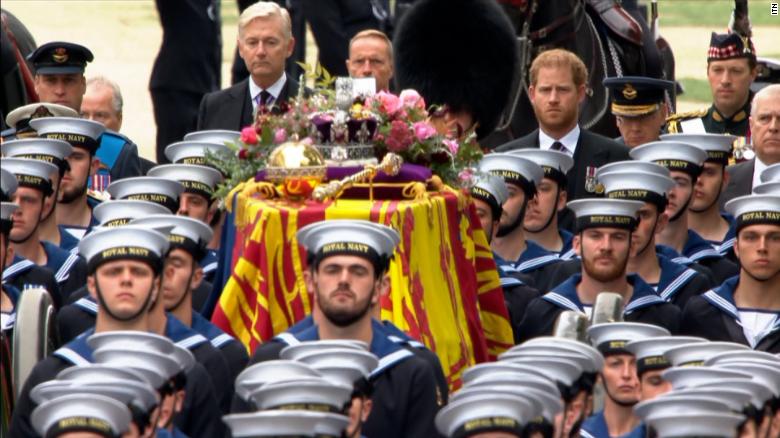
[
  {"left": 2, "top": 255, "right": 36, "bottom": 283},
  {"left": 191, "top": 312, "right": 237, "bottom": 349},
  {"left": 53, "top": 328, "right": 96, "bottom": 366},
  {"left": 494, "top": 241, "right": 562, "bottom": 274},
  {"left": 714, "top": 214, "right": 737, "bottom": 256},
  {"left": 559, "top": 229, "right": 576, "bottom": 261},
  {"left": 682, "top": 229, "right": 722, "bottom": 261},
  {"left": 542, "top": 273, "right": 666, "bottom": 315},
  {"left": 701, "top": 276, "right": 780, "bottom": 341},
  {"left": 42, "top": 241, "right": 81, "bottom": 284},
  {"left": 655, "top": 255, "right": 701, "bottom": 302}
]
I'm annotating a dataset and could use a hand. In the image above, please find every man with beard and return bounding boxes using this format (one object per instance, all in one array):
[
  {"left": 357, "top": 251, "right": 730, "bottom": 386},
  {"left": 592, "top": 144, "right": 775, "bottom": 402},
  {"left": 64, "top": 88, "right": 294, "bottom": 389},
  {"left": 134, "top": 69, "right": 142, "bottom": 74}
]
[
  {"left": 581, "top": 322, "right": 670, "bottom": 438},
  {"left": 240, "top": 220, "right": 443, "bottom": 438},
  {"left": 680, "top": 194, "right": 780, "bottom": 353},
  {"left": 631, "top": 140, "right": 739, "bottom": 284},
  {"left": 509, "top": 149, "right": 576, "bottom": 260},
  {"left": 603, "top": 76, "right": 675, "bottom": 148},
  {"left": 480, "top": 154, "right": 562, "bottom": 288},
  {"left": 28, "top": 117, "right": 106, "bottom": 250},
  {"left": 3, "top": 158, "right": 87, "bottom": 302},
  {"left": 516, "top": 198, "right": 680, "bottom": 342}
]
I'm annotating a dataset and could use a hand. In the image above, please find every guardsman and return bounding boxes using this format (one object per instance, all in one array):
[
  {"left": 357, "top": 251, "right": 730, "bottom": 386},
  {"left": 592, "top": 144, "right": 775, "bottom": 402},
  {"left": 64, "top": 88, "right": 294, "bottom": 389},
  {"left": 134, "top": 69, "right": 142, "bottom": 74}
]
[
  {"left": 2, "top": 102, "right": 77, "bottom": 141},
  {"left": 580, "top": 322, "right": 669, "bottom": 438},
  {"left": 680, "top": 194, "right": 780, "bottom": 353},
  {"left": 666, "top": 32, "right": 757, "bottom": 153},
  {"left": 631, "top": 140, "right": 739, "bottom": 284},
  {"left": 516, "top": 198, "right": 681, "bottom": 342},
  {"left": 603, "top": 76, "right": 675, "bottom": 148},
  {"left": 238, "top": 220, "right": 443, "bottom": 438},
  {"left": 29, "top": 116, "right": 106, "bottom": 248},
  {"left": 3, "top": 158, "right": 87, "bottom": 301}
]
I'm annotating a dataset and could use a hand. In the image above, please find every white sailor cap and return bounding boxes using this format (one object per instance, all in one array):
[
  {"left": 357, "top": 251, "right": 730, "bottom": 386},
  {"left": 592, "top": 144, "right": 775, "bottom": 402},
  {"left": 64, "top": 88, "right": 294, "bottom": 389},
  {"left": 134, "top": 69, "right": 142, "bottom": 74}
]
[
  {"left": 453, "top": 384, "right": 559, "bottom": 424},
  {"left": 2, "top": 138, "right": 73, "bottom": 173},
  {"left": 664, "top": 387, "right": 752, "bottom": 413},
  {"left": 291, "top": 348, "right": 379, "bottom": 386},
  {"left": 57, "top": 366, "right": 160, "bottom": 412},
  {"left": 659, "top": 133, "right": 736, "bottom": 164},
  {"left": 106, "top": 176, "right": 185, "bottom": 213},
  {"left": 88, "top": 331, "right": 175, "bottom": 355},
  {"left": 587, "top": 322, "right": 670, "bottom": 356},
  {"left": 5, "top": 102, "right": 79, "bottom": 131},
  {"left": 172, "top": 344, "right": 197, "bottom": 374},
  {"left": 519, "top": 337, "right": 604, "bottom": 372},
  {"left": 596, "top": 160, "right": 671, "bottom": 179},
  {"left": 235, "top": 360, "right": 321, "bottom": 401},
  {"left": 0, "top": 202, "right": 17, "bottom": 224},
  {"left": 761, "top": 162, "right": 780, "bottom": 183},
  {"left": 147, "top": 164, "right": 222, "bottom": 201},
  {"left": 634, "top": 395, "right": 732, "bottom": 422},
  {"left": 279, "top": 340, "right": 369, "bottom": 361},
  {"left": 92, "top": 348, "right": 180, "bottom": 390},
  {"left": 164, "top": 140, "right": 232, "bottom": 167},
  {"left": 598, "top": 170, "right": 675, "bottom": 209},
  {"left": 624, "top": 336, "right": 707, "bottom": 375},
  {"left": 461, "top": 362, "right": 550, "bottom": 385},
  {"left": 2, "top": 157, "right": 58, "bottom": 194},
  {"left": 661, "top": 366, "right": 751, "bottom": 390},
  {"left": 567, "top": 198, "right": 644, "bottom": 232},
  {"left": 724, "top": 194, "right": 780, "bottom": 232},
  {"left": 705, "top": 349, "right": 780, "bottom": 366},
  {"left": 78, "top": 225, "right": 170, "bottom": 274},
  {"left": 663, "top": 341, "right": 750, "bottom": 367},
  {"left": 470, "top": 173, "right": 509, "bottom": 219},
  {"left": 499, "top": 348, "right": 597, "bottom": 374},
  {"left": 31, "top": 393, "right": 131, "bottom": 438},
  {"left": 629, "top": 140, "right": 708, "bottom": 176},
  {"left": 697, "top": 379, "right": 775, "bottom": 410},
  {"left": 248, "top": 377, "right": 353, "bottom": 413},
  {"left": 497, "top": 356, "right": 582, "bottom": 386},
  {"left": 31, "top": 378, "right": 159, "bottom": 415},
  {"left": 93, "top": 200, "right": 172, "bottom": 227},
  {"left": 436, "top": 393, "right": 533, "bottom": 437},
  {"left": 224, "top": 410, "right": 349, "bottom": 437},
  {"left": 753, "top": 181, "right": 780, "bottom": 195},
  {"left": 644, "top": 411, "right": 745, "bottom": 438},
  {"left": 506, "top": 149, "right": 574, "bottom": 185},
  {"left": 461, "top": 373, "right": 563, "bottom": 419},
  {"left": 479, "top": 153, "right": 543, "bottom": 197},
  {"left": 130, "top": 214, "right": 213, "bottom": 260},
  {"left": 1, "top": 168, "right": 18, "bottom": 200},
  {"left": 29, "top": 116, "right": 106, "bottom": 154},
  {"left": 710, "top": 361, "right": 780, "bottom": 397},
  {"left": 182, "top": 129, "right": 241, "bottom": 145},
  {"left": 297, "top": 219, "right": 400, "bottom": 272}
]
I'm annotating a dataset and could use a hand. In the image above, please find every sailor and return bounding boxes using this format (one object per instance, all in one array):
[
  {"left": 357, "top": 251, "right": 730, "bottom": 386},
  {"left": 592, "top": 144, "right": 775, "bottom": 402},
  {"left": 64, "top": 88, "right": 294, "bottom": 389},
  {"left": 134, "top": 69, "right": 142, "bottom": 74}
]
[
  {"left": 106, "top": 176, "right": 184, "bottom": 214},
  {"left": 680, "top": 194, "right": 780, "bottom": 353},
  {"left": 181, "top": 129, "right": 241, "bottom": 148},
  {"left": 1, "top": 202, "right": 21, "bottom": 333},
  {"left": 435, "top": 393, "right": 535, "bottom": 438},
  {"left": 631, "top": 139, "right": 739, "bottom": 283},
  {"left": 164, "top": 139, "right": 232, "bottom": 168},
  {"left": 603, "top": 76, "right": 675, "bottom": 148},
  {"left": 237, "top": 219, "right": 443, "bottom": 438},
  {"left": 2, "top": 102, "right": 78, "bottom": 141},
  {"left": 634, "top": 395, "right": 746, "bottom": 438},
  {"left": 624, "top": 336, "right": 707, "bottom": 401},
  {"left": 516, "top": 198, "right": 681, "bottom": 342},
  {"left": 30, "top": 393, "right": 132, "bottom": 438}
]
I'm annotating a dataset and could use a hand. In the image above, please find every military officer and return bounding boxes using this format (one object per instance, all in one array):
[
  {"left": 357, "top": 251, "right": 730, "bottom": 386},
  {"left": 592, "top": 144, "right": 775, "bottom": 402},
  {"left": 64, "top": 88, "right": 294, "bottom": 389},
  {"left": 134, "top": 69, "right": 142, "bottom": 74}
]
[
  {"left": 603, "top": 76, "right": 675, "bottom": 148},
  {"left": 1, "top": 102, "right": 78, "bottom": 140}
]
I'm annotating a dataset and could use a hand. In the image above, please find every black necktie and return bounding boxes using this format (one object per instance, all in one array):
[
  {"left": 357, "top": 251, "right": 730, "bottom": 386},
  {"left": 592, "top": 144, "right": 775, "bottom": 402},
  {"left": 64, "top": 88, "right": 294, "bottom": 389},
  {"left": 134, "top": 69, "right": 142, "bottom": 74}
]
[
  {"left": 551, "top": 141, "right": 568, "bottom": 154},
  {"left": 256, "top": 90, "right": 272, "bottom": 107}
]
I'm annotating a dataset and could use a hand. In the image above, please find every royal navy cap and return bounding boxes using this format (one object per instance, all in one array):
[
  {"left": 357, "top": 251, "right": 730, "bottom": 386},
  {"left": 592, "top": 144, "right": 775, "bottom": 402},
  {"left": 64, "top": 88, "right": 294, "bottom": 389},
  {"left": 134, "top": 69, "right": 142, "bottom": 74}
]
[
  {"left": 664, "top": 387, "right": 752, "bottom": 413},
  {"left": 32, "top": 393, "right": 130, "bottom": 438},
  {"left": 88, "top": 331, "right": 176, "bottom": 356},
  {"left": 130, "top": 214, "right": 213, "bottom": 260},
  {"left": 164, "top": 140, "right": 232, "bottom": 167},
  {"left": 1, "top": 168, "right": 18, "bottom": 200},
  {"left": 497, "top": 356, "right": 582, "bottom": 386},
  {"left": 704, "top": 350, "right": 780, "bottom": 367},
  {"left": 34, "top": 378, "right": 158, "bottom": 415},
  {"left": 171, "top": 344, "right": 197, "bottom": 374},
  {"left": 624, "top": 336, "right": 707, "bottom": 376},
  {"left": 235, "top": 360, "right": 322, "bottom": 401},
  {"left": 753, "top": 181, "right": 780, "bottom": 195},
  {"left": 629, "top": 141, "right": 708, "bottom": 177},
  {"left": 461, "top": 374, "right": 563, "bottom": 423},
  {"left": 659, "top": 133, "right": 736, "bottom": 165},
  {"left": 506, "top": 149, "right": 574, "bottom": 186},
  {"left": 297, "top": 220, "right": 400, "bottom": 272},
  {"left": 29, "top": 117, "right": 105, "bottom": 154},
  {"left": 248, "top": 377, "right": 353, "bottom": 413},
  {"left": 28, "top": 41, "right": 94, "bottom": 75},
  {"left": 451, "top": 387, "right": 544, "bottom": 419},
  {"left": 106, "top": 176, "right": 185, "bottom": 213},
  {"left": 461, "top": 363, "right": 550, "bottom": 385},
  {"left": 662, "top": 367, "right": 751, "bottom": 390},
  {"left": 223, "top": 410, "right": 349, "bottom": 438},
  {"left": 710, "top": 361, "right": 780, "bottom": 397},
  {"left": 598, "top": 171, "right": 675, "bottom": 209},
  {"left": 436, "top": 393, "right": 533, "bottom": 438},
  {"left": 93, "top": 200, "right": 172, "bottom": 228},
  {"left": 587, "top": 322, "right": 670, "bottom": 356},
  {"left": 708, "top": 32, "right": 755, "bottom": 62},
  {"left": 724, "top": 194, "right": 780, "bottom": 232},
  {"left": 504, "top": 341, "right": 603, "bottom": 373},
  {"left": 697, "top": 379, "right": 775, "bottom": 410},
  {"left": 567, "top": 198, "right": 644, "bottom": 232},
  {"left": 761, "top": 163, "right": 780, "bottom": 182},
  {"left": 634, "top": 395, "right": 732, "bottom": 422},
  {"left": 2, "top": 138, "right": 73, "bottom": 174},
  {"left": 147, "top": 164, "right": 222, "bottom": 201},
  {"left": 2, "top": 157, "right": 58, "bottom": 194},
  {"left": 279, "top": 340, "right": 369, "bottom": 361},
  {"left": 78, "top": 225, "right": 170, "bottom": 274},
  {"left": 5, "top": 103, "right": 79, "bottom": 134},
  {"left": 479, "top": 154, "right": 543, "bottom": 198},
  {"left": 664, "top": 341, "right": 750, "bottom": 367},
  {"left": 182, "top": 129, "right": 241, "bottom": 145},
  {"left": 92, "top": 348, "right": 180, "bottom": 390},
  {"left": 645, "top": 411, "right": 745, "bottom": 438},
  {"left": 597, "top": 161, "right": 671, "bottom": 179},
  {"left": 291, "top": 348, "right": 380, "bottom": 386},
  {"left": 603, "top": 76, "right": 674, "bottom": 117},
  {"left": 470, "top": 174, "right": 509, "bottom": 220},
  {"left": 499, "top": 349, "right": 596, "bottom": 374},
  {"left": 520, "top": 337, "right": 605, "bottom": 371},
  {"left": 56, "top": 364, "right": 147, "bottom": 384}
]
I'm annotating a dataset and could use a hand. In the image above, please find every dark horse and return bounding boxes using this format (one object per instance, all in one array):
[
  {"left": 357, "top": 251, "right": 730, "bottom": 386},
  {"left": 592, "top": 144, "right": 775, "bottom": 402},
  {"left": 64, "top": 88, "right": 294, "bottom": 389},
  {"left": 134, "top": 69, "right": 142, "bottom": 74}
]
[
  {"left": 482, "top": 0, "right": 671, "bottom": 148},
  {"left": 1, "top": 8, "right": 38, "bottom": 128}
]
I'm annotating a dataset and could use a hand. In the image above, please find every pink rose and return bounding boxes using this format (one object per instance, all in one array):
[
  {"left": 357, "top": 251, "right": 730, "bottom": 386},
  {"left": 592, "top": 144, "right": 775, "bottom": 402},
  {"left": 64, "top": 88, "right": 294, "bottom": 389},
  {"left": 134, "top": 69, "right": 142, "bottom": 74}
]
[
  {"left": 413, "top": 121, "right": 436, "bottom": 141},
  {"left": 273, "top": 128, "right": 288, "bottom": 144},
  {"left": 386, "top": 120, "right": 413, "bottom": 152},
  {"left": 240, "top": 126, "right": 258, "bottom": 145},
  {"left": 374, "top": 91, "right": 402, "bottom": 116},
  {"left": 443, "top": 138, "right": 459, "bottom": 155},
  {"left": 399, "top": 89, "right": 426, "bottom": 110}
]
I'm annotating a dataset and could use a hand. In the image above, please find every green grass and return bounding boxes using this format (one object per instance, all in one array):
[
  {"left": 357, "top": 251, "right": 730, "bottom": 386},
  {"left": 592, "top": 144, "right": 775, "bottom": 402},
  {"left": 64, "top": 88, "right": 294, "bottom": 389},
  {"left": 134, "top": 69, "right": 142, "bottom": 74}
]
[
  {"left": 657, "top": 0, "right": 780, "bottom": 27},
  {"left": 678, "top": 77, "right": 712, "bottom": 102}
]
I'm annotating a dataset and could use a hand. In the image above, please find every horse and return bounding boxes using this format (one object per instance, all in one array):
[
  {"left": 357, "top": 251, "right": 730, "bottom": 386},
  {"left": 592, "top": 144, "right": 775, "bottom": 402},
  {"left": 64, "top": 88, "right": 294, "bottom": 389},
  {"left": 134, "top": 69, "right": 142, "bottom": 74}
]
[
  {"left": 1, "top": 8, "right": 38, "bottom": 126},
  {"left": 482, "top": 0, "right": 672, "bottom": 148}
]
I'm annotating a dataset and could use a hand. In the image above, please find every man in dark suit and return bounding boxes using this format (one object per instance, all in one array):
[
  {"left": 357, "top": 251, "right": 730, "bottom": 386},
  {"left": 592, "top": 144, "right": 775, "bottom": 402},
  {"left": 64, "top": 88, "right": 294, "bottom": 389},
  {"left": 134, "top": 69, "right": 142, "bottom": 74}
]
[
  {"left": 720, "top": 84, "right": 780, "bottom": 209},
  {"left": 197, "top": 1, "right": 301, "bottom": 132},
  {"left": 496, "top": 49, "right": 630, "bottom": 229}
]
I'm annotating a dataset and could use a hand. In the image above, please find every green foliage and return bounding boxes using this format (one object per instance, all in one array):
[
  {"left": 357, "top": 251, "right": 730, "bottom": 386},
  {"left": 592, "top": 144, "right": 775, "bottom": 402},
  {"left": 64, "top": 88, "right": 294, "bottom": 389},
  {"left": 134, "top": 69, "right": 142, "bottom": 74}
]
[{"left": 678, "top": 77, "right": 713, "bottom": 103}]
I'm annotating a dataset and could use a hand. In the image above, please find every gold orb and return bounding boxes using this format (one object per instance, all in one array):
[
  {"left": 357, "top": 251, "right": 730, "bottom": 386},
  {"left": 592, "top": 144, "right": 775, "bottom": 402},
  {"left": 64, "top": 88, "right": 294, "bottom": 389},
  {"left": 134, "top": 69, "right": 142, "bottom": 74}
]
[{"left": 265, "top": 140, "right": 326, "bottom": 184}]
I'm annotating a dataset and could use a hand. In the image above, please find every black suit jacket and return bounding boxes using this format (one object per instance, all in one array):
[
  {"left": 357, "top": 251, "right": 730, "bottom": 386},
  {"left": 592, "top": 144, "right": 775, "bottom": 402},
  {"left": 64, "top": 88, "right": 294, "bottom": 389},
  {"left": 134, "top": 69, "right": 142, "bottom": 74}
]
[
  {"left": 196, "top": 76, "right": 302, "bottom": 131},
  {"left": 720, "top": 159, "right": 754, "bottom": 210}
]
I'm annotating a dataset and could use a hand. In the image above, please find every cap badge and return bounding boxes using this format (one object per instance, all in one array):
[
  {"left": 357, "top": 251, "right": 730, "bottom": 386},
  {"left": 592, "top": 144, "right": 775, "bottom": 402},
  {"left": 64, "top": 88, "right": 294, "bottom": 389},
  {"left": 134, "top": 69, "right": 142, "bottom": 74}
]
[
  {"left": 31, "top": 105, "right": 54, "bottom": 119},
  {"left": 622, "top": 84, "right": 638, "bottom": 100},
  {"left": 52, "top": 47, "right": 69, "bottom": 63}
]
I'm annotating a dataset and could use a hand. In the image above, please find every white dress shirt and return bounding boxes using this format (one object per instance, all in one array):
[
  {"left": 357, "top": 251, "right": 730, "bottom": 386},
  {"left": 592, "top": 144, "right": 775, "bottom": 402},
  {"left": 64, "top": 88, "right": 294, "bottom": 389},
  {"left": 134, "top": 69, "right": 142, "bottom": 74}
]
[
  {"left": 249, "top": 72, "right": 287, "bottom": 110},
  {"left": 538, "top": 125, "right": 581, "bottom": 156},
  {"left": 752, "top": 156, "right": 770, "bottom": 190}
]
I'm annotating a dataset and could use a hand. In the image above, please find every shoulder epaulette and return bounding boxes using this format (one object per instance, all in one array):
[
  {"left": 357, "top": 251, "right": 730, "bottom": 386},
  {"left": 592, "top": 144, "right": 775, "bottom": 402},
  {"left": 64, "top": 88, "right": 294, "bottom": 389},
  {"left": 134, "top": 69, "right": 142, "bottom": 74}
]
[{"left": 666, "top": 108, "right": 708, "bottom": 122}]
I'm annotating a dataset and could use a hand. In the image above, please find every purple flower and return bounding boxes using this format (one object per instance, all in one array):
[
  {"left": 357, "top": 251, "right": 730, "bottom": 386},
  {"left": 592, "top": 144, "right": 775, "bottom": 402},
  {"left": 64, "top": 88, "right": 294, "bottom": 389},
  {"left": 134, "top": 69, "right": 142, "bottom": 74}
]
[
  {"left": 273, "top": 128, "right": 288, "bottom": 144},
  {"left": 443, "top": 138, "right": 459, "bottom": 154}
]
